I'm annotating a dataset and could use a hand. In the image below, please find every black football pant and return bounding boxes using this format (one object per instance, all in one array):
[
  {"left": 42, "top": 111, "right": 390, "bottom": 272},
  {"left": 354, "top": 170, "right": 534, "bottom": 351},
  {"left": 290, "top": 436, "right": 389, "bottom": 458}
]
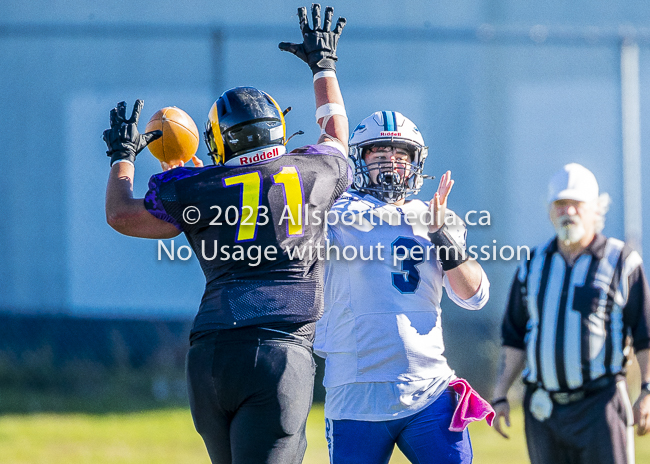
[
  {"left": 187, "top": 328, "right": 316, "bottom": 464},
  {"left": 524, "top": 381, "right": 635, "bottom": 464}
]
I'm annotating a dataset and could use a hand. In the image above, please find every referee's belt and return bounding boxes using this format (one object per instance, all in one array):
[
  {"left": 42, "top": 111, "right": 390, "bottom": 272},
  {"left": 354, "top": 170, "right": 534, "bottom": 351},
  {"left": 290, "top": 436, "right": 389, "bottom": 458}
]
[{"left": 548, "top": 376, "right": 616, "bottom": 405}]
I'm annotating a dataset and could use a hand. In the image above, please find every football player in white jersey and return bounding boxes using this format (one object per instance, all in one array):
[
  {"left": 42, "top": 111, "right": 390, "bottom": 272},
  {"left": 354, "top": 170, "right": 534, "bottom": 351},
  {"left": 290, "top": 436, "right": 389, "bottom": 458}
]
[{"left": 315, "top": 111, "right": 491, "bottom": 464}]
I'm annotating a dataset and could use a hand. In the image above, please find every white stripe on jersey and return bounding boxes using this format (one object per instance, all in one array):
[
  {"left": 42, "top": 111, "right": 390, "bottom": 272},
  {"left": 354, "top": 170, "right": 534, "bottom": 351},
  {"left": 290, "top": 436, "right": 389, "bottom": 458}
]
[
  {"left": 590, "top": 239, "right": 623, "bottom": 378},
  {"left": 563, "top": 254, "right": 591, "bottom": 389},
  {"left": 618, "top": 250, "right": 643, "bottom": 305},
  {"left": 611, "top": 249, "right": 642, "bottom": 372},
  {"left": 539, "top": 254, "right": 566, "bottom": 391}
]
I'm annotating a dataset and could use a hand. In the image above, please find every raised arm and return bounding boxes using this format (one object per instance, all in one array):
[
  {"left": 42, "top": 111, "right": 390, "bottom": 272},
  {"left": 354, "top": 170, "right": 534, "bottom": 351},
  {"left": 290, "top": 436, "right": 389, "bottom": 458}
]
[
  {"left": 106, "top": 161, "right": 180, "bottom": 238},
  {"left": 103, "top": 100, "right": 181, "bottom": 239},
  {"left": 279, "top": 4, "right": 348, "bottom": 150},
  {"left": 428, "top": 170, "right": 484, "bottom": 299}
]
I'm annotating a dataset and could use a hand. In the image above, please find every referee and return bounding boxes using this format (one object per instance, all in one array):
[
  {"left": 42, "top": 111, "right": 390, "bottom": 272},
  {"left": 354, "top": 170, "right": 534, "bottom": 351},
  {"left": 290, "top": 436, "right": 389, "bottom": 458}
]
[{"left": 491, "top": 163, "right": 650, "bottom": 464}]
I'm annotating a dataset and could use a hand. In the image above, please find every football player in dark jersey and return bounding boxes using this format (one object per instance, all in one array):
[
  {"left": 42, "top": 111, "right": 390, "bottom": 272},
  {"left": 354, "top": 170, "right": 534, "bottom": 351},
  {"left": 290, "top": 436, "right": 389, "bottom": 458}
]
[{"left": 102, "top": 5, "right": 348, "bottom": 463}]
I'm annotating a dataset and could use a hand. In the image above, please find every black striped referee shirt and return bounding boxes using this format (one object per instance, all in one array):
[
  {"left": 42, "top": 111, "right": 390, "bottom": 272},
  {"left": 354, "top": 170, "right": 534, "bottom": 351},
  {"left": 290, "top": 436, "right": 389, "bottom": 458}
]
[{"left": 502, "top": 234, "right": 650, "bottom": 392}]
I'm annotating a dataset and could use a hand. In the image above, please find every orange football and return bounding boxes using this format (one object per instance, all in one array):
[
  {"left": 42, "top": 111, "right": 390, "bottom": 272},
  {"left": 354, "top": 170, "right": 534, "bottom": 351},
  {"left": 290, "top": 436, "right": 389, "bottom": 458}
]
[{"left": 145, "top": 107, "right": 199, "bottom": 164}]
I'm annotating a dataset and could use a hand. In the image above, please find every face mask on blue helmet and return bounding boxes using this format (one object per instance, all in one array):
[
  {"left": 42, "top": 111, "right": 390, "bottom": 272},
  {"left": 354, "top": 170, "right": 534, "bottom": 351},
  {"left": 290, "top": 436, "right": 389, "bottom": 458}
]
[{"left": 348, "top": 111, "right": 429, "bottom": 203}]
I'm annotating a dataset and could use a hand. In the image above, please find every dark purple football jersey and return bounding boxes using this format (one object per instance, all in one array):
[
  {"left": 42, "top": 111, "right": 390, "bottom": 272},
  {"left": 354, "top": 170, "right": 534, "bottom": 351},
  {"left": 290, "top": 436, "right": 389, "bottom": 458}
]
[{"left": 145, "top": 144, "right": 350, "bottom": 335}]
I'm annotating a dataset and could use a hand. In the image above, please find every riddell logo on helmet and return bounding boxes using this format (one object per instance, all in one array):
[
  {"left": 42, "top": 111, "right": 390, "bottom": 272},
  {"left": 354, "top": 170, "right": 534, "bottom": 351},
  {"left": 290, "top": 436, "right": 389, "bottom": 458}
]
[
  {"left": 380, "top": 131, "right": 402, "bottom": 137},
  {"left": 239, "top": 147, "right": 283, "bottom": 165}
]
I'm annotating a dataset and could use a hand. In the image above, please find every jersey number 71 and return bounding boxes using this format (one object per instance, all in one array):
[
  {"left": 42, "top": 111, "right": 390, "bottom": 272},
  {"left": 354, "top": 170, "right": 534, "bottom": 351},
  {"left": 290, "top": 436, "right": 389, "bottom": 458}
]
[{"left": 222, "top": 166, "right": 304, "bottom": 242}]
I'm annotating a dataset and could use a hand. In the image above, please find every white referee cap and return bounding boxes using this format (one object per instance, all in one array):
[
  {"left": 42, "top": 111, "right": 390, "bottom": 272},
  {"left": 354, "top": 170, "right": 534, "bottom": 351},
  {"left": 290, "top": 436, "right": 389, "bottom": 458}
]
[{"left": 547, "top": 163, "right": 599, "bottom": 204}]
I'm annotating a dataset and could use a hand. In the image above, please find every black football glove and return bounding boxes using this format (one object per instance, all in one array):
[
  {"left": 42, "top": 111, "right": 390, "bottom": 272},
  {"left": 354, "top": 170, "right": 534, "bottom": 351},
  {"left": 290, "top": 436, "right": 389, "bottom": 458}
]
[
  {"left": 103, "top": 100, "right": 162, "bottom": 166},
  {"left": 278, "top": 4, "right": 346, "bottom": 74}
]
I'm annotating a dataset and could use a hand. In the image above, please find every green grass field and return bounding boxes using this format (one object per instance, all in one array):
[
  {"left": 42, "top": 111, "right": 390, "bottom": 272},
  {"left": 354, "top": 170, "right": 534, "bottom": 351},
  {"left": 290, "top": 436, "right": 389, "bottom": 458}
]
[{"left": 0, "top": 404, "right": 647, "bottom": 463}]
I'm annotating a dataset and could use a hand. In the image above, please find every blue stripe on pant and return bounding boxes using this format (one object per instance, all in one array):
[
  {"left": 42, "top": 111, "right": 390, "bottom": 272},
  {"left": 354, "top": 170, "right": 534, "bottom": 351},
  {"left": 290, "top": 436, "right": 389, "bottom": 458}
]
[{"left": 325, "top": 389, "right": 473, "bottom": 464}]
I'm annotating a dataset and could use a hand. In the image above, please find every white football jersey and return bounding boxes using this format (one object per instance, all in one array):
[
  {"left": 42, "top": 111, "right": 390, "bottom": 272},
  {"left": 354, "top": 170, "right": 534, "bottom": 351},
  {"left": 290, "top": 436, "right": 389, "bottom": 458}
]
[{"left": 315, "top": 191, "right": 488, "bottom": 391}]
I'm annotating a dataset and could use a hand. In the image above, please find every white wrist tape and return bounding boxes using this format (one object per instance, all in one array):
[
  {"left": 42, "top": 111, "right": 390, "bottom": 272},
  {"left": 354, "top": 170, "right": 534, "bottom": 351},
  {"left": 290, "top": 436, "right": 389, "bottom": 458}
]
[
  {"left": 315, "top": 103, "right": 347, "bottom": 136},
  {"left": 111, "top": 159, "right": 134, "bottom": 167},
  {"left": 315, "top": 103, "right": 346, "bottom": 122},
  {"left": 313, "top": 70, "right": 337, "bottom": 82}
]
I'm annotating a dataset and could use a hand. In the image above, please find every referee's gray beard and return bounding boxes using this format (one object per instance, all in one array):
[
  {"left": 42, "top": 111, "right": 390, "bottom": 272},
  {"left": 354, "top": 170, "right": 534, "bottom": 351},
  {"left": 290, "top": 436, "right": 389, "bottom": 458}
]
[{"left": 554, "top": 215, "right": 586, "bottom": 245}]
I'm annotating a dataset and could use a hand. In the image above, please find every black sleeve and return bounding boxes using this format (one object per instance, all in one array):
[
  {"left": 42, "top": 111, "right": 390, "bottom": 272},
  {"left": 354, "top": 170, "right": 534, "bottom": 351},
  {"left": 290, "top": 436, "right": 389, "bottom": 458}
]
[
  {"left": 501, "top": 267, "right": 530, "bottom": 350},
  {"left": 623, "top": 264, "right": 650, "bottom": 352},
  {"left": 329, "top": 155, "right": 352, "bottom": 208}
]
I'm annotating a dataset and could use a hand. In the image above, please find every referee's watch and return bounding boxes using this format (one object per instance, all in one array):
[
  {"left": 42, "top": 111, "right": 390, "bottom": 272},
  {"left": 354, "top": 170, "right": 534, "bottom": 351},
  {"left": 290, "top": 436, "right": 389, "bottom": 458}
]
[{"left": 642, "top": 382, "right": 650, "bottom": 394}]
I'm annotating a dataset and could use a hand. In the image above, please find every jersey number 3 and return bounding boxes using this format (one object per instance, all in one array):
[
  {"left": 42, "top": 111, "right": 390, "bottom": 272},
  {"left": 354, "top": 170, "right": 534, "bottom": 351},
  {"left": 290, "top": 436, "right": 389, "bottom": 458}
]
[{"left": 391, "top": 237, "right": 422, "bottom": 294}]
